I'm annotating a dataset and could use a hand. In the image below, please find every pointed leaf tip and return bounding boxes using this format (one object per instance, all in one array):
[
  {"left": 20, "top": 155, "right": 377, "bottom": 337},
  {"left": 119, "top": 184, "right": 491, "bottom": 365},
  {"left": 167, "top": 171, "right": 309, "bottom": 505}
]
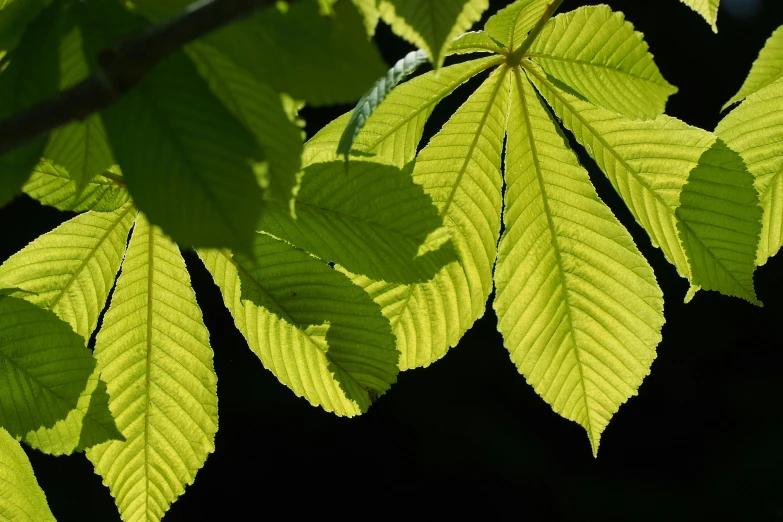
[{"left": 679, "top": 0, "right": 719, "bottom": 32}]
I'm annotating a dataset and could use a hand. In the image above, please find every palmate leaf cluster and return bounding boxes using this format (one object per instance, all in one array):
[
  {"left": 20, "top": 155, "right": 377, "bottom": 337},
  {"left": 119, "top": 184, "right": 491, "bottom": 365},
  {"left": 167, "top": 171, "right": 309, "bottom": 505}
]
[{"left": 0, "top": 0, "right": 779, "bottom": 520}]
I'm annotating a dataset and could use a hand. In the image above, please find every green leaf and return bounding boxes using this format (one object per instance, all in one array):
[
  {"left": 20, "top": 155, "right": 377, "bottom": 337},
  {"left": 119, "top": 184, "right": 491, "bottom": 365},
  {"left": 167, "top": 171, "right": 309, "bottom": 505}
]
[
  {"left": 0, "top": 207, "right": 130, "bottom": 453},
  {"left": 0, "top": 205, "right": 136, "bottom": 340},
  {"left": 0, "top": 0, "right": 49, "bottom": 52},
  {"left": 0, "top": 296, "right": 95, "bottom": 438},
  {"left": 496, "top": 69, "right": 664, "bottom": 455},
  {"left": 348, "top": 66, "right": 509, "bottom": 370},
  {"left": 256, "top": 160, "right": 454, "bottom": 284},
  {"left": 680, "top": 0, "right": 719, "bottom": 32},
  {"left": 187, "top": 42, "right": 303, "bottom": 208},
  {"left": 23, "top": 160, "right": 130, "bottom": 213},
  {"left": 44, "top": 11, "right": 114, "bottom": 192},
  {"left": 87, "top": 214, "right": 218, "bottom": 522},
  {"left": 23, "top": 367, "right": 125, "bottom": 456},
  {"left": 484, "top": 0, "right": 550, "bottom": 49},
  {"left": 527, "top": 5, "right": 677, "bottom": 120},
  {"left": 0, "top": 283, "right": 29, "bottom": 296},
  {"left": 717, "top": 78, "right": 783, "bottom": 266},
  {"left": 0, "top": 427, "right": 55, "bottom": 522},
  {"left": 447, "top": 31, "right": 506, "bottom": 56},
  {"left": 337, "top": 49, "right": 430, "bottom": 159},
  {"left": 0, "top": 0, "right": 62, "bottom": 207},
  {"left": 723, "top": 26, "right": 783, "bottom": 110},
  {"left": 528, "top": 65, "right": 759, "bottom": 302},
  {"left": 199, "top": 0, "right": 387, "bottom": 106},
  {"left": 81, "top": 1, "right": 266, "bottom": 251},
  {"left": 304, "top": 56, "right": 502, "bottom": 167},
  {"left": 199, "top": 235, "right": 398, "bottom": 415},
  {"left": 676, "top": 139, "right": 762, "bottom": 305},
  {"left": 379, "top": 0, "right": 489, "bottom": 69},
  {"left": 352, "top": 0, "right": 380, "bottom": 35}
]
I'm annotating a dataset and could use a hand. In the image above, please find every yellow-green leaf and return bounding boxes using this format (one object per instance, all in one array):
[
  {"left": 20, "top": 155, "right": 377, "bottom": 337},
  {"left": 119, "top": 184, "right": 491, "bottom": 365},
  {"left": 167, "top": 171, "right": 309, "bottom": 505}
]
[
  {"left": 496, "top": 69, "right": 664, "bottom": 454},
  {"left": 717, "top": 78, "right": 783, "bottom": 266},
  {"left": 379, "top": 0, "right": 489, "bottom": 68},
  {"left": 0, "top": 427, "right": 55, "bottom": 522},
  {"left": 680, "top": 0, "right": 719, "bottom": 32},
  {"left": 87, "top": 215, "right": 218, "bottom": 522},
  {"left": 349, "top": 66, "right": 510, "bottom": 369},
  {"left": 724, "top": 26, "right": 783, "bottom": 110},
  {"left": 199, "top": 234, "right": 399, "bottom": 415},
  {"left": 527, "top": 5, "right": 677, "bottom": 120}
]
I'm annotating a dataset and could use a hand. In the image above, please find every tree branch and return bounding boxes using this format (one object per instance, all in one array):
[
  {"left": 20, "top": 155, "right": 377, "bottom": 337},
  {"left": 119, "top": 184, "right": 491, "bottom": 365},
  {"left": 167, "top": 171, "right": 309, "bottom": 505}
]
[{"left": 0, "top": 0, "right": 280, "bottom": 157}]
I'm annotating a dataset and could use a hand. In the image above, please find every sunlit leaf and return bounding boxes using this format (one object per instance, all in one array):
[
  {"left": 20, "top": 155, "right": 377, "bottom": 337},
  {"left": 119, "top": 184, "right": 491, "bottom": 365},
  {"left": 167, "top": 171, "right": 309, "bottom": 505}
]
[
  {"left": 724, "top": 26, "right": 783, "bottom": 110},
  {"left": 87, "top": 215, "right": 218, "bottom": 522},
  {"left": 496, "top": 69, "right": 664, "bottom": 454},
  {"left": 199, "top": 234, "right": 399, "bottom": 415},
  {"left": 527, "top": 5, "right": 677, "bottom": 120},
  {"left": 379, "top": 0, "right": 489, "bottom": 68},
  {"left": 0, "top": 296, "right": 95, "bottom": 438},
  {"left": 717, "top": 78, "right": 783, "bottom": 266},
  {"left": 0, "top": 427, "right": 55, "bottom": 522},
  {"left": 680, "top": 0, "right": 719, "bottom": 32}
]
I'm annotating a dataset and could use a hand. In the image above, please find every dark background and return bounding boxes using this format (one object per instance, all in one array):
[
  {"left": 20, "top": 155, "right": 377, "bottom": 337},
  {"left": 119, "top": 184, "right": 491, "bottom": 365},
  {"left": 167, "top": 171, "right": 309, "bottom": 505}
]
[{"left": 3, "top": 0, "right": 782, "bottom": 519}]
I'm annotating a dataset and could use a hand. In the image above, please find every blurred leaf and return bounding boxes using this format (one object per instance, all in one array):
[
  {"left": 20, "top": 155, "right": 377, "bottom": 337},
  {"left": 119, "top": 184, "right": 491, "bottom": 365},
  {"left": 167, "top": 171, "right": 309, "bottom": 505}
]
[
  {"left": 81, "top": 0, "right": 266, "bottom": 251},
  {"left": 0, "top": 0, "right": 62, "bottom": 206},
  {"left": 379, "top": 0, "right": 489, "bottom": 68}
]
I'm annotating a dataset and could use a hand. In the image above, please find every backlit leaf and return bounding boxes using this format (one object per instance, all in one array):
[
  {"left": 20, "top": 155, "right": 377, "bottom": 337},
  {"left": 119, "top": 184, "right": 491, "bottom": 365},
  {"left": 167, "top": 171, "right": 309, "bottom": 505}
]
[
  {"left": 0, "top": 427, "right": 55, "bottom": 522},
  {"left": 0, "top": 0, "right": 62, "bottom": 206},
  {"left": 379, "top": 0, "right": 489, "bottom": 68},
  {"left": 0, "top": 296, "right": 95, "bottom": 438},
  {"left": 717, "top": 78, "right": 783, "bottom": 266},
  {"left": 256, "top": 160, "right": 454, "bottom": 284},
  {"left": 496, "top": 69, "right": 664, "bottom": 454},
  {"left": 87, "top": 215, "right": 218, "bottom": 522},
  {"left": 81, "top": 1, "right": 266, "bottom": 251},
  {"left": 724, "top": 26, "right": 783, "bottom": 110},
  {"left": 199, "top": 234, "right": 399, "bottom": 415},
  {"left": 680, "top": 0, "right": 719, "bottom": 32},
  {"left": 528, "top": 65, "right": 760, "bottom": 303},
  {"left": 348, "top": 66, "right": 509, "bottom": 369},
  {"left": 527, "top": 5, "right": 677, "bottom": 120}
]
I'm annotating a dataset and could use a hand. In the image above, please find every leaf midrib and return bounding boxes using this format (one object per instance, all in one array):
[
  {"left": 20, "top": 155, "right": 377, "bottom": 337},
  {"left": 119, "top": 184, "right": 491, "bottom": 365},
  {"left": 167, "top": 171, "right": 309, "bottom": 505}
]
[
  {"left": 144, "top": 222, "right": 155, "bottom": 520},
  {"left": 527, "top": 53, "right": 673, "bottom": 87},
  {"left": 440, "top": 65, "right": 508, "bottom": 217},
  {"left": 514, "top": 67, "right": 595, "bottom": 447}
]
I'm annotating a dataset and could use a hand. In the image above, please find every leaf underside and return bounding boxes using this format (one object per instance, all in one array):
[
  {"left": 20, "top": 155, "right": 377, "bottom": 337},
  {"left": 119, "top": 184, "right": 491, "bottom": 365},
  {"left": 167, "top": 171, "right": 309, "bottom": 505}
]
[
  {"left": 717, "top": 78, "right": 783, "bottom": 266},
  {"left": 527, "top": 66, "right": 760, "bottom": 303},
  {"left": 724, "top": 26, "right": 783, "bottom": 109},
  {"left": 679, "top": 0, "right": 719, "bottom": 32},
  {"left": 199, "top": 233, "right": 399, "bottom": 416},
  {"left": 0, "top": 296, "right": 95, "bottom": 439},
  {"left": 496, "top": 69, "right": 664, "bottom": 454},
  {"left": 87, "top": 215, "right": 218, "bottom": 522},
  {"left": 0, "top": 427, "right": 55, "bottom": 522},
  {"left": 379, "top": 0, "right": 490, "bottom": 69}
]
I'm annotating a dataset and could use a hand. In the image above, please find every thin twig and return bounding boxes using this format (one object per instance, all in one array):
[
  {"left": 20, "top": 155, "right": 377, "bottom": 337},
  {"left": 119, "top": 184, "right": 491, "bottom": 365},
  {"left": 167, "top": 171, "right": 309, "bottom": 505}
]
[{"left": 0, "top": 0, "right": 281, "bottom": 157}]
